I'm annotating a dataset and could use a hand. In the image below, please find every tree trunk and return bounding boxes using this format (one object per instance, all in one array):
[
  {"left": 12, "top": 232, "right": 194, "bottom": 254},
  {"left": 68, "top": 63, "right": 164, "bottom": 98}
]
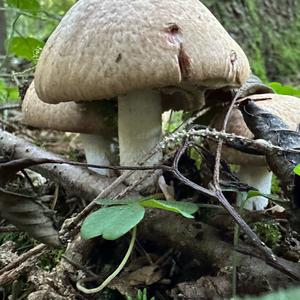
[
  {"left": 0, "top": 0, "right": 6, "bottom": 55},
  {"left": 203, "top": 0, "right": 300, "bottom": 84}
]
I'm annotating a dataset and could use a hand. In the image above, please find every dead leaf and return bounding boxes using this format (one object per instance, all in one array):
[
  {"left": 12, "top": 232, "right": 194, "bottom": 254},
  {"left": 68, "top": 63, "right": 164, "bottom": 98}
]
[
  {"left": 0, "top": 188, "right": 61, "bottom": 247},
  {"left": 240, "top": 100, "right": 300, "bottom": 202}
]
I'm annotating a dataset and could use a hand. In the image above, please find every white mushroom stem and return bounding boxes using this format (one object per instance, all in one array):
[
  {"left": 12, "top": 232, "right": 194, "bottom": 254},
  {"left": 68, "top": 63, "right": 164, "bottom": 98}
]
[
  {"left": 118, "top": 90, "right": 162, "bottom": 185},
  {"left": 237, "top": 165, "right": 272, "bottom": 210},
  {"left": 80, "top": 133, "right": 113, "bottom": 176}
]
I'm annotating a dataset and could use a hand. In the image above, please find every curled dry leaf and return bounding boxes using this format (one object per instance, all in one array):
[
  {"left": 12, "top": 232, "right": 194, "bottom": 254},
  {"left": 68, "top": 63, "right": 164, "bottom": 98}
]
[
  {"left": 240, "top": 100, "right": 300, "bottom": 202},
  {"left": 0, "top": 188, "right": 61, "bottom": 247}
]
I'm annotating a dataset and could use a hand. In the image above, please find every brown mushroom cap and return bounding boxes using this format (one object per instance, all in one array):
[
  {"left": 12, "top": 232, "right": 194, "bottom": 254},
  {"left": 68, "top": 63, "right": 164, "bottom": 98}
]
[
  {"left": 210, "top": 93, "right": 300, "bottom": 165},
  {"left": 35, "top": 0, "right": 250, "bottom": 104},
  {"left": 22, "top": 82, "right": 117, "bottom": 136}
]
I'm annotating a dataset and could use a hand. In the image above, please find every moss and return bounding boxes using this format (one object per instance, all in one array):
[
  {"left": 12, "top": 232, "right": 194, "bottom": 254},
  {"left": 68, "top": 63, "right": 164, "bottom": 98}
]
[
  {"left": 203, "top": 0, "right": 300, "bottom": 83},
  {"left": 253, "top": 221, "right": 282, "bottom": 248}
]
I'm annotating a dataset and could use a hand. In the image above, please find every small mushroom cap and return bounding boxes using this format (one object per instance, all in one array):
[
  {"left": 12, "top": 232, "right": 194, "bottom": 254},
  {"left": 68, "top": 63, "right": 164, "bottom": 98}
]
[
  {"left": 35, "top": 0, "right": 250, "bottom": 104},
  {"left": 22, "top": 82, "right": 117, "bottom": 136},
  {"left": 210, "top": 93, "right": 300, "bottom": 165}
]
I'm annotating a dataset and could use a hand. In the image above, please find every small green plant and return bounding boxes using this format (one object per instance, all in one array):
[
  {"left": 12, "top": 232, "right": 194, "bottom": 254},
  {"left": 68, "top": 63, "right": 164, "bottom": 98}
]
[
  {"left": 8, "top": 37, "right": 45, "bottom": 61},
  {"left": 78, "top": 196, "right": 199, "bottom": 294},
  {"left": 38, "top": 248, "right": 65, "bottom": 271},
  {"left": 253, "top": 221, "right": 282, "bottom": 248},
  {"left": 0, "top": 80, "right": 19, "bottom": 102},
  {"left": 125, "top": 288, "right": 155, "bottom": 300},
  {"left": 81, "top": 196, "right": 198, "bottom": 240},
  {"left": 162, "top": 110, "right": 183, "bottom": 133},
  {"left": 268, "top": 82, "right": 300, "bottom": 97},
  {"left": 293, "top": 164, "right": 300, "bottom": 176}
]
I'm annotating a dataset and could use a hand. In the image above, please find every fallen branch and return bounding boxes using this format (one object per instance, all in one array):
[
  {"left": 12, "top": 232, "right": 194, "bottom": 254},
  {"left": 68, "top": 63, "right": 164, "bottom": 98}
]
[
  {"left": 140, "top": 211, "right": 300, "bottom": 284},
  {"left": 0, "top": 129, "right": 121, "bottom": 200}
]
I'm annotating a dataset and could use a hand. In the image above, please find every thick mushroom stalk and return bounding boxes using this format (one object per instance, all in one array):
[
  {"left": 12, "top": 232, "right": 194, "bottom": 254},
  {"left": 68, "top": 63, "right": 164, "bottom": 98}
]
[
  {"left": 118, "top": 90, "right": 163, "bottom": 185},
  {"left": 237, "top": 166, "right": 272, "bottom": 210},
  {"left": 80, "top": 134, "right": 113, "bottom": 176}
]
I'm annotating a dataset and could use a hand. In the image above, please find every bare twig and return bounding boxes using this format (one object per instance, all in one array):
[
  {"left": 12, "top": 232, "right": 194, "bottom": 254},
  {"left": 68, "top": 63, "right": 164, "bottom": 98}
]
[
  {"left": 0, "top": 103, "right": 20, "bottom": 111},
  {"left": 0, "top": 225, "right": 20, "bottom": 233},
  {"left": 171, "top": 140, "right": 277, "bottom": 263},
  {"left": 0, "top": 244, "right": 46, "bottom": 277},
  {"left": 213, "top": 93, "right": 238, "bottom": 185}
]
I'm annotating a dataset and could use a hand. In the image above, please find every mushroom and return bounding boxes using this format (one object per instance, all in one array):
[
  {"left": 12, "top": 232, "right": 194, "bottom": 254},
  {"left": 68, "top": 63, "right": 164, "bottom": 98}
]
[
  {"left": 22, "top": 82, "right": 117, "bottom": 176},
  {"left": 34, "top": 0, "right": 250, "bottom": 186},
  {"left": 210, "top": 93, "right": 300, "bottom": 210}
]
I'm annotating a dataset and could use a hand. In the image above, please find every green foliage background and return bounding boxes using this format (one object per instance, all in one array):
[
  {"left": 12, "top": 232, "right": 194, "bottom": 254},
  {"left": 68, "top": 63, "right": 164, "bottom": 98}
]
[{"left": 203, "top": 0, "right": 300, "bottom": 84}]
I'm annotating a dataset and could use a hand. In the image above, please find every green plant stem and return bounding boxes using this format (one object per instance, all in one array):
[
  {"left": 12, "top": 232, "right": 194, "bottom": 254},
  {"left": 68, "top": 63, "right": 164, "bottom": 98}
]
[
  {"left": 0, "top": 13, "right": 20, "bottom": 71},
  {"left": 0, "top": 7, "right": 59, "bottom": 21},
  {"left": 76, "top": 226, "right": 137, "bottom": 294}
]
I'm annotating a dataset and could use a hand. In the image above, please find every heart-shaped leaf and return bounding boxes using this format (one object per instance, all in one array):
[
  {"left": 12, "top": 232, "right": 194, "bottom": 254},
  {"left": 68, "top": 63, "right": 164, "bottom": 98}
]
[{"left": 81, "top": 203, "right": 145, "bottom": 240}]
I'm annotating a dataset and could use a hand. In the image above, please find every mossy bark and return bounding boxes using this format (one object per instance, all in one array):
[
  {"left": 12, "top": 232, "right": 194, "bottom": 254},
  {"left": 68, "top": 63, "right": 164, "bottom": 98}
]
[
  {"left": 0, "top": 0, "right": 6, "bottom": 55},
  {"left": 203, "top": 0, "right": 300, "bottom": 84}
]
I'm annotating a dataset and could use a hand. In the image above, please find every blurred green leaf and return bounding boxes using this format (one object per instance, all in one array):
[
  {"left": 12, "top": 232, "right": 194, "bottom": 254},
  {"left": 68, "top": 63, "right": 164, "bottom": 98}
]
[
  {"left": 268, "top": 82, "right": 300, "bottom": 97},
  {"left": 8, "top": 36, "right": 44, "bottom": 61},
  {"left": 163, "top": 110, "right": 183, "bottom": 133},
  {"left": 7, "top": 87, "right": 19, "bottom": 100},
  {"left": 0, "top": 80, "right": 19, "bottom": 102},
  {"left": 0, "top": 80, "right": 7, "bottom": 102},
  {"left": 6, "top": 0, "right": 40, "bottom": 13},
  {"left": 81, "top": 203, "right": 145, "bottom": 240},
  {"left": 294, "top": 164, "right": 300, "bottom": 176}
]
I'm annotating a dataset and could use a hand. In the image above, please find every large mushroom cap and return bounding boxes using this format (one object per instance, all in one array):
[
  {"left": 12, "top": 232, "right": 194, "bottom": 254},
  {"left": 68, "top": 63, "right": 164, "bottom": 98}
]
[
  {"left": 35, "top": 0, "right": 250, "bottom": 104},
  {"left": 22, "top": 82, "right": 117, "bottom": 136},
  {"left": 210, "top": 93, "right": 300, "bottom": 165}
]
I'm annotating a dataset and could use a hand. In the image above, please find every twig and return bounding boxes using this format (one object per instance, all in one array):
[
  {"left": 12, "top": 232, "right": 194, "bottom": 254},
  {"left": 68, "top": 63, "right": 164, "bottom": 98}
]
[
  {"left": 62, "top": 255, "right": 100, "bottom": 280},
  {"left": 170, "top": 106, "right": 211, "bottom": 133},
  {"left": 0, "top": 243, "right": 46, "bottom": 277},
  {"left": 0, "top": 103, "right": 20, "bottom": 111},
  {"left": 213, "top": 93, "right": 238, "bottom": 185},
  {"left": 0, "top": 225, "right": 20, "bottom": 233},
  {"left": 171, "top": 140, "right": 277, "bottom": 262}
]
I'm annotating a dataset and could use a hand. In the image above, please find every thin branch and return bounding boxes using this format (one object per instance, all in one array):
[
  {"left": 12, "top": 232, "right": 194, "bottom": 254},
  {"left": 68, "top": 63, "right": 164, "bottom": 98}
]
[
  {"left": 213, "top": 94, "right": 238, "bottom": 185},
  {"left": 0, "top": 243, "right": 46, "bottom": 277},
  {"left": 0, "top": 103, "right": 20, "bottom": 111},
  {"left": 171, "top": 140, "right": 277, "bottom": 262},
  {"left": 0, "top": 225, "right": 20, "bottom": 233}
]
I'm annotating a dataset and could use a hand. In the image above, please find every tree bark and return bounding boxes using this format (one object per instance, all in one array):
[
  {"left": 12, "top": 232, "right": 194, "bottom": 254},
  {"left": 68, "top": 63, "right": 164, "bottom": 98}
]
[
  {"left": 0, "top": 0, "right": 6, "bottom": 55},
  {"left": 203, "top": 0, "right": 300, "bottom": 84},
  {"left": 0, "top": 129, "right": 123, "bottom": 201}
]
